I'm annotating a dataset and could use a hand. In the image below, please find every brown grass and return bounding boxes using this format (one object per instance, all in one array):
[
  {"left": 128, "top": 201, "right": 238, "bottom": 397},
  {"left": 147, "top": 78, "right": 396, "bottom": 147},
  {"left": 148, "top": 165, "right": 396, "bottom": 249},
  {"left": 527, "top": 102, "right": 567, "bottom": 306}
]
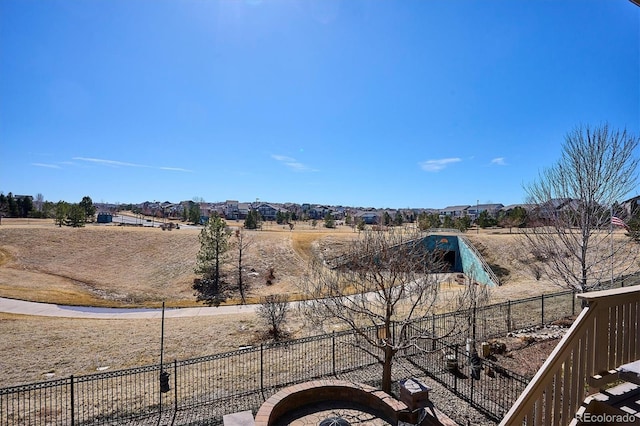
[
  {"left": 0, "top": 310, "right": 306, "bottom": 386},
  {"left": 0, "top": 221, "right": 338, "bottom": 307},
  {"left": 3, "top": 219, "right": 635, "bottom": 387}
]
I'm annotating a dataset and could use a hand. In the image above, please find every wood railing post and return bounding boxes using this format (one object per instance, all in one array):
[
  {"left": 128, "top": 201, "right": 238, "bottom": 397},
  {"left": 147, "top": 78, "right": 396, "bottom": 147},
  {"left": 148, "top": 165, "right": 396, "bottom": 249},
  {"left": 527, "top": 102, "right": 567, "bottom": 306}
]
[{"left": 500, "top": 286, "right": 640, "bottom": 426}]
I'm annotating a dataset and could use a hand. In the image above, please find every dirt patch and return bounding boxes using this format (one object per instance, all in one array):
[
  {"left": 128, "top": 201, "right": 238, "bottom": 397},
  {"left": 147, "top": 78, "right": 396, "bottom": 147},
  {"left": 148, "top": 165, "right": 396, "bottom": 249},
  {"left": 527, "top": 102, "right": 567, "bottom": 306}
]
[
  {"left": 0, "top": 248, "right": 12, "bottom": 266},
  {"left": 481, "top": 321, "right": 573, "bottom": 378},
  {"left": 488, "top": 337, "right": 561, "bottom": 379}
]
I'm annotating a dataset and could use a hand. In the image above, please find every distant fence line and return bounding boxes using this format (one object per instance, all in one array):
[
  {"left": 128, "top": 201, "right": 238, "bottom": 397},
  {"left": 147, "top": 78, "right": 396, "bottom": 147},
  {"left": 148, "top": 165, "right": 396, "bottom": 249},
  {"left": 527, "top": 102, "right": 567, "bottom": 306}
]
[{"left": 2, "top": 275, "right": 638, "bottom": 426}]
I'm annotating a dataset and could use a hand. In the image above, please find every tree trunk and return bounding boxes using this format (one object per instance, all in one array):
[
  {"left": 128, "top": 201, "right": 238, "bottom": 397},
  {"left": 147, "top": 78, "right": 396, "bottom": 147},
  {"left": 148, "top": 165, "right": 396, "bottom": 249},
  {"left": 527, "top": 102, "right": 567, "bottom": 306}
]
[
  {"left": 382, "top": 345, "right": 394, "bottom": 394},
  {"left": 238, "top": 248, "right": 245, "bottom": 304}
]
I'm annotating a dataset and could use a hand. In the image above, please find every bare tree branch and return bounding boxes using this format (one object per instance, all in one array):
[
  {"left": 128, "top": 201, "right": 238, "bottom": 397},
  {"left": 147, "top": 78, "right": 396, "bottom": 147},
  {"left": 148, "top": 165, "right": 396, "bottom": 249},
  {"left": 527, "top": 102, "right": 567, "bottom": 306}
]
[
  {"left": 523, "top": 124, "right": 640, "bottom": 292},
  {"left": 299, "top": 228, "right": 490, "bottom": 392}
]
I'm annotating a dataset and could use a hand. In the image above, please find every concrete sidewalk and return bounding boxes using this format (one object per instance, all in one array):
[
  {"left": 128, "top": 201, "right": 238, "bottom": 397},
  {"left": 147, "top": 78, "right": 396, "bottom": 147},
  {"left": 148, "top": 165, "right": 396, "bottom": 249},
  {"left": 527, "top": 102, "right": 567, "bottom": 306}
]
[{"left": 0, "top": 297, "right": 258, "bottom": 319}]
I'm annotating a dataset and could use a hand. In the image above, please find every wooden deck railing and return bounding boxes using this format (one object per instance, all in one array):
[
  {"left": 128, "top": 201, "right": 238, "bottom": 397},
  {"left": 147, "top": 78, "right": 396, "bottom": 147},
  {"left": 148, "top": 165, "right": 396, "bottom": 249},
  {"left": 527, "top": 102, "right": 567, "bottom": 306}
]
[{"left": 500, "top": 285, "right": 640, "bottom": 425}]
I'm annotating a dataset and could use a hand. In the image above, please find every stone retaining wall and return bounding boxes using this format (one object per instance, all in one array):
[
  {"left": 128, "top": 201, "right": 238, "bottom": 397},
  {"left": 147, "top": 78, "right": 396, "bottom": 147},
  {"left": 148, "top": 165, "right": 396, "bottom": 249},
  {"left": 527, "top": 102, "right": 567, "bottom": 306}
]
[{"left": 254, "top": 380, "right": 408, "bottom": 425}]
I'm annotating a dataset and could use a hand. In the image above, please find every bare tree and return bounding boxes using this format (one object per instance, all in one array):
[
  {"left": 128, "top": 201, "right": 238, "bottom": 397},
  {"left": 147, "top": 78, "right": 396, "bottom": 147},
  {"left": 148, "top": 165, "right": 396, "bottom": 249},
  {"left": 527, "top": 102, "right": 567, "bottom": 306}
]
[
  {"left": 300, "top": 228, "right": 487, "bottom": 393},
  {"left": 257, "top": 294, "right": 290, "bottom": 341},
  {"left": 523, "top": 124, "right": 640, "bottom": 293},
  {"left": 457, "top": 267, "right": 491, "bottom": 348},
  {"left": 35, "top": 193, "right": 44, "bottom": 212}
]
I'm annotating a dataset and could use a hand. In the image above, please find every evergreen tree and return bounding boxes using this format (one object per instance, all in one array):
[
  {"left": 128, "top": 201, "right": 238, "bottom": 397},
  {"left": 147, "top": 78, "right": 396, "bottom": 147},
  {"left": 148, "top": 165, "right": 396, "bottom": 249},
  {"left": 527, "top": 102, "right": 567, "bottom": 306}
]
[
  {"left": 54, "top": 201, "right": 69, "bottom": 227},
  {"left": 477, "top": 210, "right": 497, "bottom": 228},
  {"left": 453, "top": 216, "right": 471, "bottom": 232},
  {"left": 393, "top": 211, "right": 404, "bottom": 226},
  {"left": 188, "top": 202, "right": 201, "bottom": 225},
  {"left": 244, "top": 210, "right": 260, "bottom": 230},
  {"left": 382, "top": 211, "right": 392, "bottom": 226},
  {"left": 416, "top": 212, "right": 429, "bottom": 231},
  {"left": 79, "top": 196, "right": 96, "bottom": 222},
  {"left": 193, "top": 214, "right": 231, "bottom": 305},
  {"left": 39, "top": 201, "right": 55, "bottom": 219},
  {"left": 17, "top": 196, "right": 33, "bottom": 218},
  {"left": 7, "top": 193, "right": 18, "bottom": 217},
  {"left": 323, "top": 212, "right": 335, "bottom": 228},
  {"left": 345, "top": 212, "right": 353, "bottom": 227},
  {"left": 499, "top": 206, "right": 528, "bottom": 232},
  {"left": 66, "top": 204, "right": 86, "bottom": 227}
]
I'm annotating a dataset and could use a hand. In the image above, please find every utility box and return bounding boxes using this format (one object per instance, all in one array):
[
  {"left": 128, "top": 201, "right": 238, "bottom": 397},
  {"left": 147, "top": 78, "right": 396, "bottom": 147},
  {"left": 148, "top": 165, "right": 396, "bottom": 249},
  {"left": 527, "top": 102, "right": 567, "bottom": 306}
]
[
  {"left": 97, "top": 212, "right": 113, "bottom": 223},
  {"left": 482, "top": 342, "right": 491, "bottom": 358},
  {"left": 399, "top": 378, "right": 431, "bottom": 411}
]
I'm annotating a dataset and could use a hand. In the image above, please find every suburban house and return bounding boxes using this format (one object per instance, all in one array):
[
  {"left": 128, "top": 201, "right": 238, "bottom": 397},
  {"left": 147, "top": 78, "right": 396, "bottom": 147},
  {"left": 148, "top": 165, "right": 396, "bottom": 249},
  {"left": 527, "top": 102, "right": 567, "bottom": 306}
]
[
  {"left": 238, "top": 203, "right": 250, "bottom": 219},
  {"left": 466, "top": 203, "right": 504, "bottom": 220},
  {"left": 621, "top": 195, "right": 640, "bottom": 217},
  {"left": 356, "top": 211, "right": 379, "bottom": 225},
  {"left": 308, "top": 205, "right": 331, "bottom": 220},
  {"left": 256, "top": 203, "right": 287, "bottom": 221},
  {"left": 439, "top": 205, "right": 470, "bottom": 219},
  {"left": 501, "top": 203, "right": 536, "bottom": 214},
  {"left": 531, "top": 198, "right": 575, "bottom": 224},
  {"left": 224, "top": 200, "right": 242, "bottom": 220}
]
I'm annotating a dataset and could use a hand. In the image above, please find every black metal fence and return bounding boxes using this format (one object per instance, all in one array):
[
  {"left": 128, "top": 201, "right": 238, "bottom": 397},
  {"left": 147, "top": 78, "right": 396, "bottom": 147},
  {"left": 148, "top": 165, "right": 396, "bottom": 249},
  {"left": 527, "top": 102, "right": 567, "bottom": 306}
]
[{"left": 2, "top": 277, "right": 637, "bottom": 426}]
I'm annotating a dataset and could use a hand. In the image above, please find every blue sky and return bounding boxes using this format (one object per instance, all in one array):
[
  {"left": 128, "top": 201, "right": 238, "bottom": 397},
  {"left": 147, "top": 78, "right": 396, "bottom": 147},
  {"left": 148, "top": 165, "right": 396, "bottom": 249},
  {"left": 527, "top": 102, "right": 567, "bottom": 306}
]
[{"left": 1, "top": 0, "right": 638, "bottom": 209}]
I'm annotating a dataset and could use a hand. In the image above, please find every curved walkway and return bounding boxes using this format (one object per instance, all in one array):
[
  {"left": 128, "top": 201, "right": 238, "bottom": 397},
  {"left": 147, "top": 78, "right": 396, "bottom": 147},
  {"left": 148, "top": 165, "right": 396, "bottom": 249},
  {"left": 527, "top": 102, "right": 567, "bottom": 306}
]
[{"left": 0, "top": 297, "right": 258, "bottom": 319}]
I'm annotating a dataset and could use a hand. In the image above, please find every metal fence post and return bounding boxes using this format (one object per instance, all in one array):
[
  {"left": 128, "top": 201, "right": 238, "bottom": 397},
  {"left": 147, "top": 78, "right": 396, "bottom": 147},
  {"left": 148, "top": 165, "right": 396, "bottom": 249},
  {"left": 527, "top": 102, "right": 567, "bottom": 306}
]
[
  {"left": 332, "top": 331, "right": 336, "bottom": 376},
  {"left": 572, "top": 290, "right": 576, "bottom": 316},
  {"left": 431, "top": 314, "right": 436, "bottom": 350},
  {"left": 260, "top": 344, "right": 264, "bottom": 392},
  {"left": 472, "top": 304, "right": 477, "bottom": 342},
  {"left": 70, "top": 375, "right": 75, "bottom": 426},
  {"left": 541, "top": 294, "right": 545, "bottom": 326},
  {"left": 470, "top": 368, "right": 474, "bottom": 406},
  {"left": 454, "top": 344, "right": 458, "bottom": 393},
  {"left": 173, "top": 360, "right": 178, "bottom": 414}
]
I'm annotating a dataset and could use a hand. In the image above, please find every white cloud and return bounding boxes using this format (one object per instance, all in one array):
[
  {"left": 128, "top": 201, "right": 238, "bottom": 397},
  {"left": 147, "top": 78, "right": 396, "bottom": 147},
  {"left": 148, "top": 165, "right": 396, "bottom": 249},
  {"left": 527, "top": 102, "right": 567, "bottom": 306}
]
[
  {"left": 490, "top": 157, "right": 507, "bottom": 166},
  {"left": 73, "top": 157, "right": 146, "bottom": 168},
  {"left": 419, "top": 157, "right": 462, "bottom": 172},
  {"left": 32, "top": 163, "right": 61, "bottom": 169},
  {"left": 271, "top": 154, "right": 317, "bottom": 172},
  {"left": 72, "top": 157, "right": 191, "bottom": 172},
  {"left": 159, "top": 166, "right": 193, "bottom": 172}
]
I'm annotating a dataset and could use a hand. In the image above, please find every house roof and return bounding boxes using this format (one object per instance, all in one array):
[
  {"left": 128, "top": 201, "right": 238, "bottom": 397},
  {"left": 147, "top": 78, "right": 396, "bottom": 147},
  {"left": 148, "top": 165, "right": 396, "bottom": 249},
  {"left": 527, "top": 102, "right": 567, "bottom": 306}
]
[
  {"left": 441, "top": 205, "right": 470, "bottom": 212},
  {"left": 502, "top": 204, "right": 536, "bottom": 211},
  {"left": 476, "top": 203, "right": 504, "bottom": 210}
]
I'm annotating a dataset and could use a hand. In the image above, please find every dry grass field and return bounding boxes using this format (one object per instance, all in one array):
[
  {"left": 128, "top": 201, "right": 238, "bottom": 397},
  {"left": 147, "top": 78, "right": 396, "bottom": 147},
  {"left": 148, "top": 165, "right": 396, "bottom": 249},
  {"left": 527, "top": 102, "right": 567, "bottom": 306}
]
[{"left": 0, "top": 219, "right": 636, "bottom": 387}]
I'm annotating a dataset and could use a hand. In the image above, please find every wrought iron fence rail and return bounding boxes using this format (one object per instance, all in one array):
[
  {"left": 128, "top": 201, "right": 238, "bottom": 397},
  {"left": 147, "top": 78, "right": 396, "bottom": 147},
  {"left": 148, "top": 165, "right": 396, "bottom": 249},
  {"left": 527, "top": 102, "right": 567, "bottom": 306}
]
[{"left": 2, "top": 276, "right": 638, "bottom": 426}]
